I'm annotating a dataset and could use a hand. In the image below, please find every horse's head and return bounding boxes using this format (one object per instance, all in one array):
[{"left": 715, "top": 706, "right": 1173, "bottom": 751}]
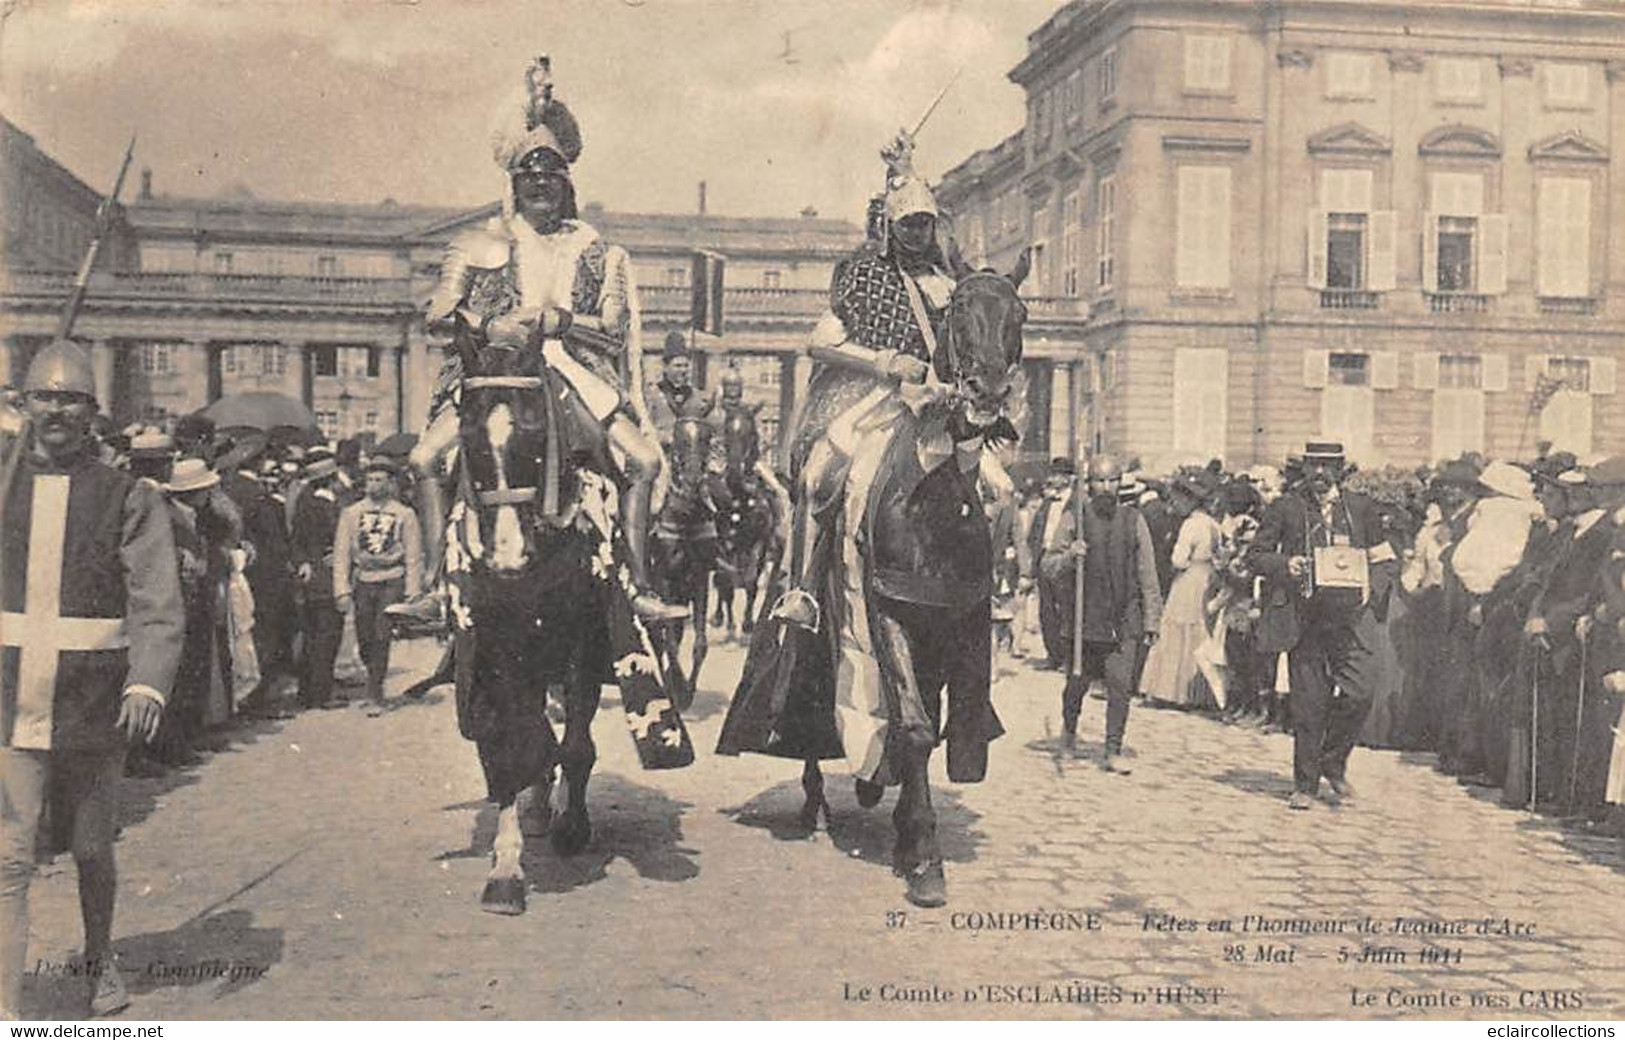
[
  {"left": 722, "top": 404, "right": 761, "bottom": 481},
  {"left": 457, "top": 335, "right": 559, "bottom": 574},
  {"left": 668, "top": 415, "right": 714, "bottom": 491},
  {"left": 938, "top": 250, "right": 1030, "bottom": 434}
]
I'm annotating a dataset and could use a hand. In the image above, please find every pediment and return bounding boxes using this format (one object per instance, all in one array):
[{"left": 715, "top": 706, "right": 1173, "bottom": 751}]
[
  {"left": 1529, "top": 130, "right": 1609, "bottom": 165},
  {"left": 1418, "top": 124, "right": 1501, "bottom": 159},
  {"left": 1307, "top": 122, "right": 1392, "bottom": 158}
]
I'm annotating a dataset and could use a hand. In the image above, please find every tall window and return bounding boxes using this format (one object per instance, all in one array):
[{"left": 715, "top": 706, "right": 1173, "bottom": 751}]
[
  {"left": 1309, "top": 168, "right": 1394, "bottom": 294},
  {"left": 313, "top": 344, "right": 338, "bottom": 378},
  {"left": 1099, "top": 46, "right": 1118, "bottom": 103},
  {"left": 1175, "top": 165, "right": 1232, "bottom": 289},
  {"left": 1535, "top": 356, "right": 1596, "bottom": 454},
  {"left": 1062, "top": 69, "right": 1083, "bottom": 126},
  {"left": 364, "top": 411, "right": 379, "bottom": 431},
  {"left": 762, "top": 270, "right": 782, "bottom": 289},
  {"left": 1537, "top": 177, "right": 1592, "bottom": 298},
  {"left": 1323, "top": 352, "right": 1375, "bottom": 461},
  {"left": 1544, "top": 63, "right": 1589, "bottom": 108},
  {"left": 1325, "top": 52, "right": 1374, "bottom": 99},
  {"left": 1435, "top": 58, "right": 1482, "bottom": 102},
  {"left": 1430, "top": 354, "right": 1487, "bottom": 460},
  {"left": 138, "top": 343, "right": 171, "bottom": 376},
  {"left": 1030, "top": 203, "right": 1051, "bottom": 295},
  {"left": 316, "top": 410, "right": 338, "bottom": 438},
  {"left": 666, "top": 267, "right": 687, "bottom": 288},
  {"left": 214, "top": 252, "right": 234, "bottom": 274},
  {"left": 1031, "top": 90, "right": 1053, "bottom": 151},
  {"left": 1172, "top": 348, "right": 1228, "bottom": 456},
  {"left": 1183, "top": 34, "right": 1230, "bottom": 92},
  {"left": 262, "top": 344, "right": 285, "bottom": 377},
  {"left": 365, "top": 345, "right": 381, "bottom": 378},
  {"left": 315, "top": 255, "right": 338, "bottom": 278},
  {"left": 1424, "top": 172, "right": 1504, "bottom": 295},
  {"left": 1096, "top": 174, "right": 1116, "bottom": 291},
  {"left": 1061, "top": 190, "right": 1082, "bottom": 298}
]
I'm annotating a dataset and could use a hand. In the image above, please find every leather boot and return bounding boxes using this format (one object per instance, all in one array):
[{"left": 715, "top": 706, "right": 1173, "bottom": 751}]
[
  {"left": 768, "top": 493, "right": 825, "bottom": 632},
  {"left": 622, "top": 476, "right": 690, "bottom": 622},
  {"left": 386, "top": 475, "right": 448, "bottom": 625}
]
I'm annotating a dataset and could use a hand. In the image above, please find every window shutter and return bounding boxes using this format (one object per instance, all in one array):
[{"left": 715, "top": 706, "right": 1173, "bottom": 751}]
[
  {"left": 1307, "top": 209, "right": 1328, "bottom": 288},
  {"left": 1525, "top": 354, "right": 1550, "bottom": 391},
  {"left": 1479, "top": 213, "right": 1508, "bottom": 295},
  {"left": 1303, "top": 349, "right": 1330, "bottom": 389},
  {"left": 1413, "top": 352, "right": 1441, "bottom": 390},
  {"left": 1591, "top": 356, "right": 1616, "bottom": 396},
  {"left": 1208, "top": 166, "right": 1232, "bottom": 289},
  {"left": 1422, "top": 215, "right": 1439, "bottom": 293},
  {"left": 1368, "top": 210, "right": 1397, "bottom": 291},
  {"left": 1176, "top": 167, "right": 1202, "bottom": 288},
  {"left": 1482, "top": 353, "right": 1509, "bottom": 392},
  {"left": 1371, "top": 351, "right": 1400, "bottom": 390}
]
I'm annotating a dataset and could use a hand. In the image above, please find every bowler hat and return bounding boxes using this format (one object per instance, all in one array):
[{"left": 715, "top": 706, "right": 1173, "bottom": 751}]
[
  {"left": 363, "top": 455, "right": 400, "bottom": 476},
  {"left": 164, "top": 458, "right": 220, "bottom": 494},
  {"left": 1048, "top": 456, "right": 1075, "bottom": 476}
]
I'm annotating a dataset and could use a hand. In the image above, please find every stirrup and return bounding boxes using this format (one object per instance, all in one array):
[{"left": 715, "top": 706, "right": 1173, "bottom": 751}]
[
  {"left": 632, "top": 592, "right": 691, "bottom": 622},
  {"left": 769, "top": 588, "right": 821, "bottom": 633}
]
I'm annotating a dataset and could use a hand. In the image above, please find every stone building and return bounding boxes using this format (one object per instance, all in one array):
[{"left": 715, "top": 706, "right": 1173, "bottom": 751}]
[{"left": 936, "top": 0, "right": 1625, "bottom": 469}]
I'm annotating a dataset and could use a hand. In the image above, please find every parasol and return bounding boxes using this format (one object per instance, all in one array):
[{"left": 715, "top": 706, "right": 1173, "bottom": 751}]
[{"left": 202, "top": 392, "right": 318, "bottom": 432}]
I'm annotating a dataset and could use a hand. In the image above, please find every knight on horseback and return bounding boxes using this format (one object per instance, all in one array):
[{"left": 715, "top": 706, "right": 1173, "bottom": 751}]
[
  {"left": 389, "top": 56, "right": 689, "bottom": 627},
  {"left": 769, "top": 129, "right": 956, "bottom": 634}
]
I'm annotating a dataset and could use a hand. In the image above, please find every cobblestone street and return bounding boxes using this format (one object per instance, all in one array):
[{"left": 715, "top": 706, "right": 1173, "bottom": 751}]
[{"left": 17, "top": 637, "right": 1625, "bottom": 1020}]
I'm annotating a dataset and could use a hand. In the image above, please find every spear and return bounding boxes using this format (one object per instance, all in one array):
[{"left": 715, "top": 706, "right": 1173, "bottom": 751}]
[{"left": 56, "top": 133, "right": 137, "bottom": 341}]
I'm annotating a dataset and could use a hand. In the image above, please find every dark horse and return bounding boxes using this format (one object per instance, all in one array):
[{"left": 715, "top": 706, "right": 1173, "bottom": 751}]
[
  {"left": 451, "top": 334, "right": 616, "bottom": 915},
  {"left": 718, "top": 254, "right": 1029, "bottom": 909},
  {"left": 709, "top": 404, "right": 785, "bottom": 640},
  {"left": 650, "top": 415, "right": 718, "bottom": 709}
]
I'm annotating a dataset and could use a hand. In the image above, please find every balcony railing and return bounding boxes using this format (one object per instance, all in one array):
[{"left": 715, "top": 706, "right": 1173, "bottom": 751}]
[
  {"left": 1425, "top": 292, "right": 1492, "bottom": 314},
  {"left": 0, "top": 268, "right": 412, "bottom": 305},
  {"left": 639, "top": 284, "right": 828, "bottom": 317},
  {"left": 1538, "top": 296, "right": 1600, "bottom": 317},
  {"left": 1319, "top": 289, "right": 1379, "bottom": 310}
]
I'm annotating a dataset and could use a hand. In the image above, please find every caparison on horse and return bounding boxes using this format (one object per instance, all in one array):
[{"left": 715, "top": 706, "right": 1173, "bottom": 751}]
[
  {"left": 720, "top": 250, "right": 1030, "bottom": 909},
  {"left": 451, "top": 329, "right": 616, "bottom": 916}
]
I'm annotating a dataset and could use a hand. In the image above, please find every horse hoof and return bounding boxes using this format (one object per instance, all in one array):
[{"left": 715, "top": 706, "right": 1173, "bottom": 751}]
[
  {"left": 551, "top": 817, "right": 591, "bottom": 856},
  {"left": 797, "top": 797, "right": 828, "bottom": 835},
  {"left": 480, "top": 877, "right": 526, "bottom": 916},
  {"left": 855, "top": 778, "right": 884, "bottom": 808},
  {"left": 519, "top": 804, "right": 553, "bottom": 838},
  {"left": 904, "top": 859, "right": 947, "bottom": 908}
]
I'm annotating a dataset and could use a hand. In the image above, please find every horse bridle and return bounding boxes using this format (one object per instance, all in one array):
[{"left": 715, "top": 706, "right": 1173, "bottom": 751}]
[
  {"left": 460, "top": 372, "right": 556, "bottom": 512},
  {"left": 934, "top": 270, "right": 1025, "bottom": 441}
]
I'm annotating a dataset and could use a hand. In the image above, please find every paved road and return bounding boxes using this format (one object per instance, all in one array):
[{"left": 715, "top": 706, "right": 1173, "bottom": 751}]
[{"left": 18, "top": 637, "right": 1624, "bottom": 1020}]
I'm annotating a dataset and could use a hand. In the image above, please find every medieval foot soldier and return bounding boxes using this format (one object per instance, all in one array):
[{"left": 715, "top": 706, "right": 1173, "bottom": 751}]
[
  {"left": 1046, "top": 455, "right": 1163, "bottom": 774},
  {"left": 0, "top": 341, "right": 184, "bottom": 1020},
  {"left": 389, "top": 55, "right": 687, "bottom": 627},
  {"left": 1247, "top": 441, "right": 1399, "bottom": 811}
]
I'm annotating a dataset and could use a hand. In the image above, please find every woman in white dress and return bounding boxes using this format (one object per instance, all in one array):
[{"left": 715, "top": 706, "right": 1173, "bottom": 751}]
[{"left": 1141, "top": 473, "right": 1223, "bottom": 708}]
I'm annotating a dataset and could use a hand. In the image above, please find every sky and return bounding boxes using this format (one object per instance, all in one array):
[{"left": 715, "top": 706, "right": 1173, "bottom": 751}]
[{"left": 0, "top": 0, "right": 1060, "bottom": 224}]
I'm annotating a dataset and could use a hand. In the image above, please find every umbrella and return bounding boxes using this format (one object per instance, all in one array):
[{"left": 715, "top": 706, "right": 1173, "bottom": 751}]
[
  {"left": 373, "top": 431, "right": 419, "bottom": 458},
  {"left": 203, "top": 392, "right": 318, "bottom": 432}
]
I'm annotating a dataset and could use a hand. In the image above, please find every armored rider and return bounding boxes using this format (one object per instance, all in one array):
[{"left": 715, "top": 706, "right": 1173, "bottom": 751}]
[{"left": 390, "top": 57, "right": 687, "bottom": 625}]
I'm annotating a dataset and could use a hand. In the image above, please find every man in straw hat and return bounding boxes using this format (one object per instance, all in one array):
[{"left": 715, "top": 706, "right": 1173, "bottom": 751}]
[
  {"left": 0, "top": 340, "right": 183, "bottom": 1018},
  {"left": 291, "top": 452, "right": 346, "bottom": 710},
  {"left": 392, "top": 56, "right": 685, "bottom": 626},
  {"left": 1246, "top": 441, "right": 1399, "bottom": 810}
]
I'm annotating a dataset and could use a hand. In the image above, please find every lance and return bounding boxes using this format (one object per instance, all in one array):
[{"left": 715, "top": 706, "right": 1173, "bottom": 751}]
[
  {"left": 1530, "top": 645, "right": 1540, "bottom": 814},
  {"left": 1062, "top": 367, "right": 1087, "bottom": 743},
  {"left": 908, "top": 66, "right": 962, "bottom": 140},
  {"left": 56, "top": 133, "right": 138, "bottom": 341}
]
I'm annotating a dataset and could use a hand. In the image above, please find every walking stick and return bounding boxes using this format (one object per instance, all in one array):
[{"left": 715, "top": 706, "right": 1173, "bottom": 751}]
[
  {"left": 1568, "top": 632, "right": 1588, "bottom": 812},
  {"left": 1063, "top": 466, "right": 1087, "bottom": 734}
]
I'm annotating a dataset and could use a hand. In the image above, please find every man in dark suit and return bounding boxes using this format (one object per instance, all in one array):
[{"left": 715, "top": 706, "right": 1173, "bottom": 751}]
[
  {"left": 1022, "top": 457, "right": 1078, "bottom": 669},
  {"left": 1045, "top": 454, "right": 1163, "bottom": 773},
  {"left": 216, "top": 434, "right": 296, "bottom": 713},
  {"left": 1247, "top": 441, "right": 1399, "bottom": 810},
  {"left": 290, "top": 455, "right": 345, "bottom": 710}
]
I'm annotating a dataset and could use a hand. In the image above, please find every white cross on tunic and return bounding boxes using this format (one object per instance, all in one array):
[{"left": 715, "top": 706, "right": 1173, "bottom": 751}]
[{"left": 1, "top": 474, "right": 128, "bottom": 750}]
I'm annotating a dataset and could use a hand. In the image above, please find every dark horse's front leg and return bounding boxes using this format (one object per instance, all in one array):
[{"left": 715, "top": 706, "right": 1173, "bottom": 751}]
[
  {"left": 872, "top": 609, "right": 946, "bottom": 908},
  {"left": 552, "top": 660, "right": 602, "bottom": 856},
  {"left": 799, "top": 757, "right": 828, "bottom": 833}
]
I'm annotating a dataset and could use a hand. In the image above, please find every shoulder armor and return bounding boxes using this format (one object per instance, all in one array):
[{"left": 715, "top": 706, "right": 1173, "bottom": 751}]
[{"left": 448, "top": 221, "right": 513, "bottom": 270}]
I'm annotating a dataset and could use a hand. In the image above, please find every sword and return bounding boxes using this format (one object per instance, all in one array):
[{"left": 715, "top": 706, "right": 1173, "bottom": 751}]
[
  {"left": 1530, "top": 645, "right": 1540, "bottom": 814},
  {"left": 908, "top": 67, "right": 963, "bottom": 140}
]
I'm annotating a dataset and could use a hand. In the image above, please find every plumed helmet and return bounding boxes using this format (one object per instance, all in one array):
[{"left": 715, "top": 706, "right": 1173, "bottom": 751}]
[
  {"left": 1086, "top": 454, "right": 1123, "bottom": 482},
  {"left": 879, "top": 129, "right": 938, "bottom": 223},
  {"left": 23, "top": 339, "right": 97, "bottom": 400},
  {"left": 720, "top": 366, "right": 744, "bottom": 394},
  {"left": 491, "top": 55, "right": 584, "bottom": 173}
]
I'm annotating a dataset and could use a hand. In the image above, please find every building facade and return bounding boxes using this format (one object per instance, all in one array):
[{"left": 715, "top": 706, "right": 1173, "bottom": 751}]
[{"left": 937, "top": 0, "right": 1625, "bottom": 470}]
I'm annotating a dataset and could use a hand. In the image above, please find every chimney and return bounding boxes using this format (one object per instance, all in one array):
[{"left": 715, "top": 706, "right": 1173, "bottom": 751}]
[
  {"left": 139, "top": 168, "right": 153, "bottom": 200},
  {"left": 698, "top": 181, "right": 707, "bottom": 215}
]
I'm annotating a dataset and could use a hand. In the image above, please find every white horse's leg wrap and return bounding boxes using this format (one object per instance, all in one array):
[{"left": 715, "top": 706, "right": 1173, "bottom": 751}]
[{"left": 490, "top": 803, "right": 524, "bottom": 881}]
